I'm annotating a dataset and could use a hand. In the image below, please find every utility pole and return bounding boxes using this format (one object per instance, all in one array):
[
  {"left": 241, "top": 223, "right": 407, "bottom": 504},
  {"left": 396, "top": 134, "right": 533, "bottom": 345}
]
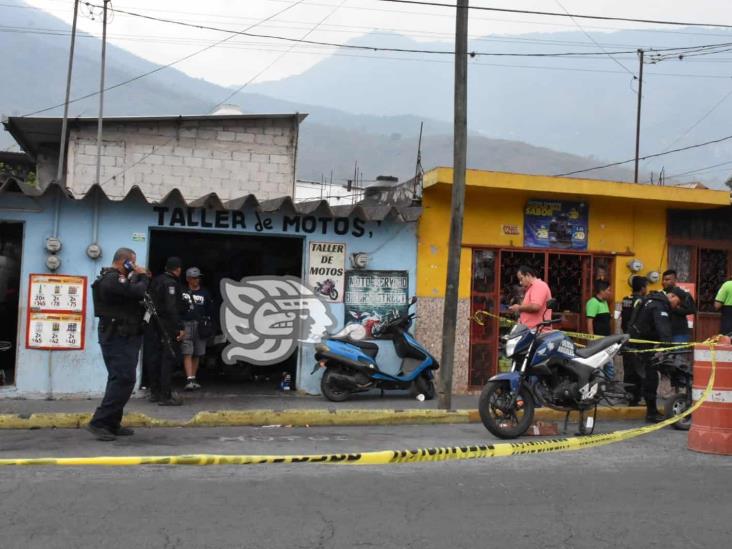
[
  {"left": 438, "top": 0, "right": 469, "bottom": 410},
  {"left": 634, "top": 48, "right": 644, "bottom": 183},
  {"left": 56, "top": 0, "right": 80, "bottom": 184},
  {"left": 95, "top": 0, "right": 111, "bottom": 186}
]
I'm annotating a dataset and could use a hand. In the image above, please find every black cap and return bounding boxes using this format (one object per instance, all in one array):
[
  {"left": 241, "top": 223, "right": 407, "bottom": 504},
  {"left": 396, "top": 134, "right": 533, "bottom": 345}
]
[{"left": 165, "top": 256, "right": 182, "bottom": 271}]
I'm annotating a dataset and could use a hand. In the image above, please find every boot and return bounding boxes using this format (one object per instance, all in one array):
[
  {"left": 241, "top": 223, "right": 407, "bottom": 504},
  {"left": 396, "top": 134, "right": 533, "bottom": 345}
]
[{"left": 645, "top": 402, "right": 665, "bottom": 423}]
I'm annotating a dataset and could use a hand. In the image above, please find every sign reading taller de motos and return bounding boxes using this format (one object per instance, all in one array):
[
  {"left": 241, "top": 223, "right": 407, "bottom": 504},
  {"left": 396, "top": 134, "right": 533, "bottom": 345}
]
[
  {"left": 344, "top": 271, "right": 409, "bottom": 338},
  {"left": 524, "top": 199, "right": 588, "bottom": 250},
  {"left": 307, "top": 241, "right": 346, "bottom": 303}
]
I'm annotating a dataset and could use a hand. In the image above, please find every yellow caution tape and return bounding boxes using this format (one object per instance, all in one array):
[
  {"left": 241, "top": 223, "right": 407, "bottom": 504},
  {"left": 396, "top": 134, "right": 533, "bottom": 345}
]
[
  {"left": 470, "top": 309, "right": 699, "bottom": 351},
  {"left": 0, "top": 346, "right": 717, "bottom": 467}
]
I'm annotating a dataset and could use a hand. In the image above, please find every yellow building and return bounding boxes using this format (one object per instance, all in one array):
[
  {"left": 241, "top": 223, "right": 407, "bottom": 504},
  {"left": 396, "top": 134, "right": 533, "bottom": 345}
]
[{"left": 415, "top": 167, "right": 731, "bottom": 393}]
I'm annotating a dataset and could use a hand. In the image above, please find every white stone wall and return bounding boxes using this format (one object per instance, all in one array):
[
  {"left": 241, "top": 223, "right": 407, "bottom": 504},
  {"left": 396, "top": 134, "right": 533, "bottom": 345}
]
[{"left": 64, "top": 117, "right": 297, "bottom": 200}]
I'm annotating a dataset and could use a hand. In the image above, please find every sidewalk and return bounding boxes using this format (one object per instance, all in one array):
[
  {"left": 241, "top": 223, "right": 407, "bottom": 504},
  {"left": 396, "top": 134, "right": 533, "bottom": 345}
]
[{"left": 0, "top": 385, "right": 646, "bottom": 429}]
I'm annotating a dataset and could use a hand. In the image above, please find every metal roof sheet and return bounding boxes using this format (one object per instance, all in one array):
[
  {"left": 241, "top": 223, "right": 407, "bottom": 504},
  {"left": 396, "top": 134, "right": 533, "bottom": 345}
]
[{"left": 0, "top": 180, "right": 420, "bottom": 222}]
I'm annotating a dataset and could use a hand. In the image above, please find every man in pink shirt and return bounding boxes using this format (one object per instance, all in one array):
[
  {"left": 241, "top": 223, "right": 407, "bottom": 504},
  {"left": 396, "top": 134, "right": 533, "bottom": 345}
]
[{"left": 508, "top": 265, "right": 553, "bottom": 329}]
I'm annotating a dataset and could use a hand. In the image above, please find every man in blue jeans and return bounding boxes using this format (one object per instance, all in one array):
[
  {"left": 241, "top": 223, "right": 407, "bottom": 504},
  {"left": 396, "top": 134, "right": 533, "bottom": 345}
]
[
  {"left": 87, "top": 247, "right": 150, "bottom": 441},
  {"left": 661, "top": 270, "right": 696, "bottom": 343}
]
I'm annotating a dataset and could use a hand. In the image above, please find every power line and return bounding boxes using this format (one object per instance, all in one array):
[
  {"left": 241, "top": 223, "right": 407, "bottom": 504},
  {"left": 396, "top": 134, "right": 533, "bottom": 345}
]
[
  {"left": 376, "top": 0, "right": 732, "bottom": 30},
  {"left": 554, "top": 0, "right": 635, "bottom": 78},
  {"left": 83, "top": 2, "right": 732, "bottom": 59},
  {"left": 554, "top": 133, "right": 732, "bottom": 177},
  {"left": 21, "top": 0, "right": 307, "bottom": 117},
  {"left": 212, "top": 0, "right": 347, "bottom": 109},
  {"left": 665, "top": 159, "right": 732, "bottom": 179}
]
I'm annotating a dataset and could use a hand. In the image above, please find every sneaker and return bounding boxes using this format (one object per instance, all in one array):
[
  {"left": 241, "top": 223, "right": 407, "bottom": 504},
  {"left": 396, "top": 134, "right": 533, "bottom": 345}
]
[
  {"left": 158, "top": 395, "right": 183, "bottom": 406},
  {"left": 184, "top": 380, "right": 196, "bottom": 391},
  {"left": 113, "top": 426, "right": 135, "bottom": 436},
  {"left": 191, "top": 380, "right": 201, "bottom": 390},
  {"left": 86, "top": 424, "right": 117, "bottom": 441}
]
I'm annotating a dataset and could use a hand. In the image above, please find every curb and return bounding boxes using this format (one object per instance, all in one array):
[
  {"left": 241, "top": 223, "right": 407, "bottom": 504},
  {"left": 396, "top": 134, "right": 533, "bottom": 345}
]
[{"left": 0, "top": 407, "right": 647, "bottom": 430}]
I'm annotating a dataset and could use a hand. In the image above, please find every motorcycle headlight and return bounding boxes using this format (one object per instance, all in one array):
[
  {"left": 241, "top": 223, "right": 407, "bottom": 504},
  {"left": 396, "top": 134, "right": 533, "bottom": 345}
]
[{"left": 505, "top": 336, "right": 520, "bottom": 358}]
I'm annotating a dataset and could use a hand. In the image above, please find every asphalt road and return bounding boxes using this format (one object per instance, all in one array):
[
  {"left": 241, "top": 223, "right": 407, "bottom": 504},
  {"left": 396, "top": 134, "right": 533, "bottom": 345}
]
[{"left": 0, "top": 422, "right": 730, "bottom": 549}]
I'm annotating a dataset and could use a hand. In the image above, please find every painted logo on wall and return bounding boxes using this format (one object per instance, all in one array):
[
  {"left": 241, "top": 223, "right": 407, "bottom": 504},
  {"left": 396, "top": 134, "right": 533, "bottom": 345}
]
[
  {"left": 220, "top": 276, "right": 336, "bottom": 366},
  {"left": 344, "top": 270, "right": 409, "bottom": 339}
]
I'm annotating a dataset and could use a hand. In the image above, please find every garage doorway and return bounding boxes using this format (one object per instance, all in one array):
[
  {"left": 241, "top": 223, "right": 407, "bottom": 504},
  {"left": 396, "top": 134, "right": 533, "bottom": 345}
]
[
  {"left": 147, "top": 229, "right": 304, "bottom": 394},
  {"left": 0, "top": 222, "right": 23, "bottom": 386}
]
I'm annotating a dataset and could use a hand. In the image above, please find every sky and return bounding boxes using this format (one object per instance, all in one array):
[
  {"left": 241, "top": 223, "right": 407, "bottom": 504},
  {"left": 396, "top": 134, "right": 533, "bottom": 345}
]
[{"left": 18, "top": 0, "right": 732, "bottom": 88}]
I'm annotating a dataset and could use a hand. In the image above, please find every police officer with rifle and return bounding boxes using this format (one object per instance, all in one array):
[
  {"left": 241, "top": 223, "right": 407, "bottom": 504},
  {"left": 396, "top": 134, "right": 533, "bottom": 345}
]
[
  {"left": 87, "top": 247, "right": 150, "bottom": 441},
  {"left": 147, "top": 256, "right": 187, "bottom": 406},
  {"left": 627, "top": 287, "right": 683, "bottom": 423}
]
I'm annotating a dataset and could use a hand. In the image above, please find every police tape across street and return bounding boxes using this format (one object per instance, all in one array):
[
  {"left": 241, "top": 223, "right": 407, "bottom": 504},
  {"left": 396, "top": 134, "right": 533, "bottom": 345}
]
[{"left": 0, "top": 345, "right": 718, "bottom": 468}]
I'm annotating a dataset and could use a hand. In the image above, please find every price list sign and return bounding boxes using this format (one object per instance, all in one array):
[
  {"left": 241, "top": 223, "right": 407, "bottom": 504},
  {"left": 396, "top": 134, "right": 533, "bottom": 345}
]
[{"left": 26, "top": 274, "right": 87, "bottom": 350}]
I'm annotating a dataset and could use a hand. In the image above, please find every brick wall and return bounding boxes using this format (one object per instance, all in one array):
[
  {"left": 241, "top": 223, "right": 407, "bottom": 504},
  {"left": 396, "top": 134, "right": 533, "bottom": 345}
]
[{"left": 64, "top": 117, "right": 297, "bottom": 200}]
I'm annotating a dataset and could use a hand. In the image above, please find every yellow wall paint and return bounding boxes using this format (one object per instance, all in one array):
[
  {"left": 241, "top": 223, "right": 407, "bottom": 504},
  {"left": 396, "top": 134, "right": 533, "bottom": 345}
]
[{"left": 418, "top": 183, "right": 673, "bottom": 301}]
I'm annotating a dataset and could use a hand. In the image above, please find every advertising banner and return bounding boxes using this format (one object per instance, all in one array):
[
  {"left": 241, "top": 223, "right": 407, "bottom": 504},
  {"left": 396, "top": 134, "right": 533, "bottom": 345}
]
[
  {"left": 307, "top": 241, "right": 346, "bottom": 303},
  {"left": 344, "top": 270, "right": 409, "bottom": 338},
  {"left": 524, "top": 200, "right": 589, "bottom": 250}
]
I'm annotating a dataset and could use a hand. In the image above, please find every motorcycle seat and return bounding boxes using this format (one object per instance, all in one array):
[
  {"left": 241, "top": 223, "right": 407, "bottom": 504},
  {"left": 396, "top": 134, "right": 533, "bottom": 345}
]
[
  {"left": 329, "top": 337, "right": 379, "bottom": 358},
  {"left": 575, "top": 334, "right": 628, "bottom": 358}
]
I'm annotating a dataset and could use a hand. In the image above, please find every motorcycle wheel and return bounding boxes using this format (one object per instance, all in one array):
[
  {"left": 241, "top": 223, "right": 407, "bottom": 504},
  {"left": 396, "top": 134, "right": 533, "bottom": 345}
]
[
  {"left": 478, "top": 382, "right": 534, "bottom": 439},
  {"left": 665, "top": 393, "right": 692, "bottom": 431},
  {"left": 329, "top": 289, "right": 339, "bottom": 300},
  {"left": 410, "top": 374, "right": 435, "bottom": 400},
  {"left": 320, "top": 368, "right": 352, "bottom": 402}
]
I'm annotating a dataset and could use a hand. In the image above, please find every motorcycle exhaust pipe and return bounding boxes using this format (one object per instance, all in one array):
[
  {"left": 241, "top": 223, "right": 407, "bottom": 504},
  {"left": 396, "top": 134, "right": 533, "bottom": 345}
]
[{"left": 328, "top": 372, "right": 372, "bottom": 391}]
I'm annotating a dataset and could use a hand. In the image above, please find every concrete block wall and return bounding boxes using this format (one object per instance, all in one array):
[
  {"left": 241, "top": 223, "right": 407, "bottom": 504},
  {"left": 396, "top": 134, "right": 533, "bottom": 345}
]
[{"left": 64, "top": 118, "right": 297, "bottom": 200}]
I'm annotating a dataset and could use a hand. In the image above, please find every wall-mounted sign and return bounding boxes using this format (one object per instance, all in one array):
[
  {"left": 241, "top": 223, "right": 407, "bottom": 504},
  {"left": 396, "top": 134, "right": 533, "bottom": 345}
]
[
  {"left": 307, "top": 242, "right": 346, "bottom": 303},
  {"left": 501, "top": 224, "right": 521, "bottom": 236},
  {"left": 26, "top": 274, "right": 87, "bottom": 350},
  {"left": 344, "top": 270, "right": 409, "bottom": 338},
  {"left": 524, "top": 199, "right": 588, "bottom": 250}
]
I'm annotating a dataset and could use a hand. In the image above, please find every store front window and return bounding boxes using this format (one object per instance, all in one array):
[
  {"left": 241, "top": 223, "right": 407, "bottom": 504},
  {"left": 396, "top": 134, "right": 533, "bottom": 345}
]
[{"left": 468, "top": 247, "right": 614, "bottom": 387}]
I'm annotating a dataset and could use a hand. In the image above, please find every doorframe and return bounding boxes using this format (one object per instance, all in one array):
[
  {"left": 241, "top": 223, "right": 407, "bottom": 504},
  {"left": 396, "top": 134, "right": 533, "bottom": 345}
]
[{"left": 467, "top": 245, "right": 619, "bottom": 389}]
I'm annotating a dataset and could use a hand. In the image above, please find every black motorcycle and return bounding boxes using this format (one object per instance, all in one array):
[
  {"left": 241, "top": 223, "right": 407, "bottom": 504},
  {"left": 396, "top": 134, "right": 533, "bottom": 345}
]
[{"left": 654, "top": 350, "right": 693, "bottom": 431}]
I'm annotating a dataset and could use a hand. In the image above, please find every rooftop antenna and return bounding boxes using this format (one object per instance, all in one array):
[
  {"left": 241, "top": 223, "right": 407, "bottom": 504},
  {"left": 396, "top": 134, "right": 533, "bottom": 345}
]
[{"left": 414, "top": 121, "right": 424, "bottom": 201}]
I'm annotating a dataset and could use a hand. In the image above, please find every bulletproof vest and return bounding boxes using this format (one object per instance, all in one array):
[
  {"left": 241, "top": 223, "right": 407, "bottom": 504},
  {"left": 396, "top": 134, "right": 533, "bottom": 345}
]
[
  {"left": 620, "top": 294, "right": 638, "bottom": 333},
  {"left": 92, "top": 268, "right": 143, "bottom": 323},
  {"left": 627, "top": 292, "right": 664, "bottom": 340},
  {"left": 91, "top": 269, "right": 117, "bottom": 318}
]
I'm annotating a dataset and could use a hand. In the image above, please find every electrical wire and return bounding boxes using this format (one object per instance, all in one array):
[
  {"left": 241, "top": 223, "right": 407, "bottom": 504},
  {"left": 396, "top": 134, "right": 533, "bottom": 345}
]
[
  {"left": 20, "top": 0, "right": 307, "bottom": 116},
  {"left": 376, "top": 0, "right": 732, "bottom": 30},
  {"left": 664, "top": 159, "right": 732, "bottom": 180},
  {"left": 212, "top": 0, "right": 348, "bottom": 110},
  {"left": 553, "top": 133, "right": 732, "bottom": 177},
  {"left": 553, "top": 0, "right": 635, "bottom": 78},
  {"left": 81, "top": 2, "right": 732, "bottom": 59}
]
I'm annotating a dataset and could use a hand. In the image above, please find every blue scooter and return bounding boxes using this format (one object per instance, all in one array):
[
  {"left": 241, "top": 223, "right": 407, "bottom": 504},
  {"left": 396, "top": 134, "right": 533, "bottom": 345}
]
[{"left": 312, "top": 297, "right": 439, "bottom": 401}]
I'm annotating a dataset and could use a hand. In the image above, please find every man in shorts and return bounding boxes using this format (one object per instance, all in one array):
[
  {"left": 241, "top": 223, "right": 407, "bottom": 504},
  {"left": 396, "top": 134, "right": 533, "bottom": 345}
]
[{"left": 181, "top": 267, "right": 213, "bottom": 391}]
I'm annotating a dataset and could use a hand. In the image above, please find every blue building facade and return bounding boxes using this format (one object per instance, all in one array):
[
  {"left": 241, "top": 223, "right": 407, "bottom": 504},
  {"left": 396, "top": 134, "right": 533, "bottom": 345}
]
[{"left": 0, "top": 182, "right": 419, "bottom": 398}]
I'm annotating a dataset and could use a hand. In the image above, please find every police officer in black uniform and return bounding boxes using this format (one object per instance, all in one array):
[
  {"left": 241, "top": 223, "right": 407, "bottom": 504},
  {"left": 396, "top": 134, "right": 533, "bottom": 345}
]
[
  {"left": 148, "top": 257, "right": 186, "bottom": 406},
  {"left": 627, "top": 287, "right": 682, "bottom": 422},
  {"left": 620, "top": 276, "right": 648, "bottom": 406},
  {"left": 87, "top": 247, "right": 150, "bottom": 441}
]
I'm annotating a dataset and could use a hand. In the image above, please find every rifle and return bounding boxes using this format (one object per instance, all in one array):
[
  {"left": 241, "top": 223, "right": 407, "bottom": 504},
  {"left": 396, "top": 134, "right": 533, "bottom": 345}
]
[{"left": 142, "top": 292, "right": 178, "bottom": 358}]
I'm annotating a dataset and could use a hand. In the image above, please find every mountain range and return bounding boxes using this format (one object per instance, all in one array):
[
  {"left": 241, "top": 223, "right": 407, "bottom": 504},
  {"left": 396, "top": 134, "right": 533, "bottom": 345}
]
[{"left": 4, "top": 1, "right": 732, "bottom": 186}]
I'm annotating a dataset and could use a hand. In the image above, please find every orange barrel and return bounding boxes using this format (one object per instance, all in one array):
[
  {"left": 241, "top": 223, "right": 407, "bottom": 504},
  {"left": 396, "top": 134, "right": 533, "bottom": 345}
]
[{"left": 688, "top": 344, "right": 732, "bottom": 455}]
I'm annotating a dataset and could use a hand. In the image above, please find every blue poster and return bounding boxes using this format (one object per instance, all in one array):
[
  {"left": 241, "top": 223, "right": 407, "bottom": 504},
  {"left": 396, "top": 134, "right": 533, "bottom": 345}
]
[{"left": 524, "top": 200, "right": 588, "bottom": 250}]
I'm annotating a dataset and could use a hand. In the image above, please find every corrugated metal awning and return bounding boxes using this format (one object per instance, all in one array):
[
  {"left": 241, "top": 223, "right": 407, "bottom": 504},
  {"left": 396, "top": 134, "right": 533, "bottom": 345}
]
[{"left": 0, "top": 180, "right": 421, "bottom": 222}]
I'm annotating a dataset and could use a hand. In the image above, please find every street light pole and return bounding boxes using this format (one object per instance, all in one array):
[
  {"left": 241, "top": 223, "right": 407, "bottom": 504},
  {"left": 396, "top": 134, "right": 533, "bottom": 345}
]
[{"left": 438, "top": 0, "right": 469, "bottom": 410}]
